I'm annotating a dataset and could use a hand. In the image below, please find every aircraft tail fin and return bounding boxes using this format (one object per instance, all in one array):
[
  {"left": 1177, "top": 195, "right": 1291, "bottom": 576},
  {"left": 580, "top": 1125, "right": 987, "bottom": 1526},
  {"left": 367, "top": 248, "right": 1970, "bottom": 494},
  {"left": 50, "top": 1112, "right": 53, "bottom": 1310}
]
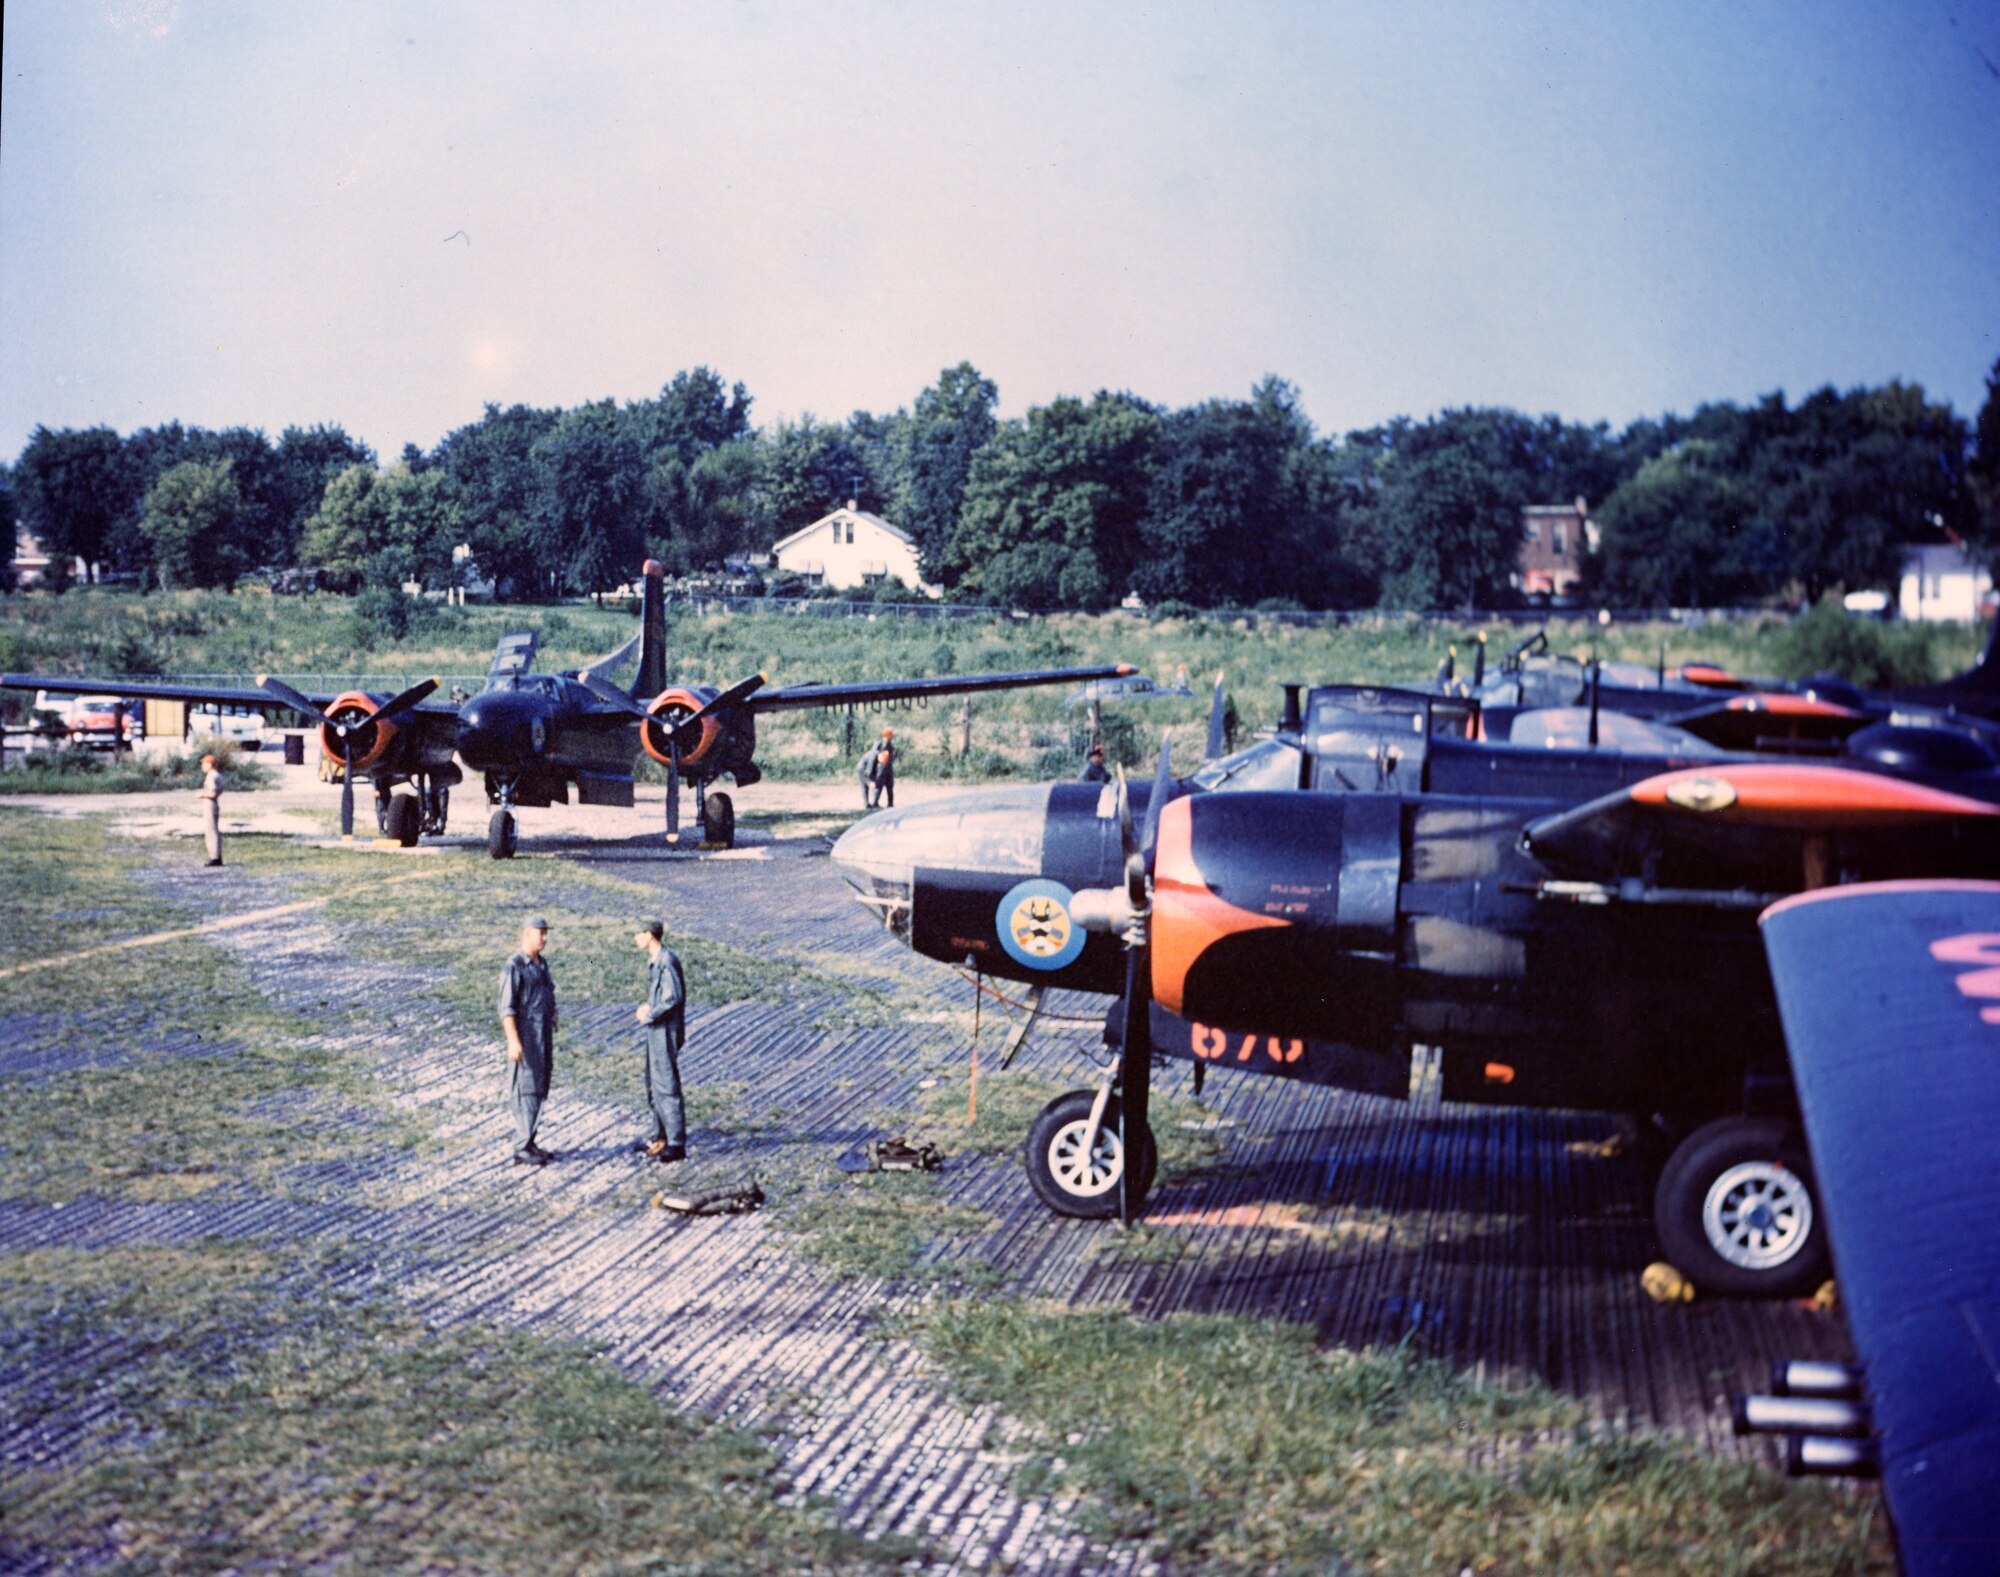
[{"left": 635, "top": 559, "right": 668, "bottom": 700}]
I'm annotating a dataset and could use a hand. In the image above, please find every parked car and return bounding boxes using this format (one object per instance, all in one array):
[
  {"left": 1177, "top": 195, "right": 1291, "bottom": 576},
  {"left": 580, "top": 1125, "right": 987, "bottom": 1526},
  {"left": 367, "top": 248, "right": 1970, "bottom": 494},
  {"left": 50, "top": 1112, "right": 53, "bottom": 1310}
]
[
  {"left": 189, "top": 704, "right": 267, "bottom": 751},
  {"left": 67, "top": 695, "right": 139, "bottom": 750}
]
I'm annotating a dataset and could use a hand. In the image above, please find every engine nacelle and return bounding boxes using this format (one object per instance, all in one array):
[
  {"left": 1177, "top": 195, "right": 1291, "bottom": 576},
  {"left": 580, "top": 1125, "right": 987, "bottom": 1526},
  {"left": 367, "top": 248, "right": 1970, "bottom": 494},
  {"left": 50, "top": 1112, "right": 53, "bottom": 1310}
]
[
  {"left": 1150, "top": 792, "right": 1403, "bottom": 1046},
  {"left": 321, "top": 691, "right": 402, "bottom": 774},
  {"left": 643, "top": 686, "right": 722, "bottom": 769}
]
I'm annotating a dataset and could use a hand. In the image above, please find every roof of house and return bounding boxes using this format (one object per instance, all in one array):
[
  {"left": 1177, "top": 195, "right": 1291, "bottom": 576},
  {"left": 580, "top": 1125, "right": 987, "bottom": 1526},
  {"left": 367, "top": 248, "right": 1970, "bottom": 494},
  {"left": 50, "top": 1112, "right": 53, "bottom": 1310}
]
[
  {"left": 770, "top": 507, "right": 916, "bottom": 556},
  {"left": 1901, "top": 541, "right": 1987, "bottom": 573}
]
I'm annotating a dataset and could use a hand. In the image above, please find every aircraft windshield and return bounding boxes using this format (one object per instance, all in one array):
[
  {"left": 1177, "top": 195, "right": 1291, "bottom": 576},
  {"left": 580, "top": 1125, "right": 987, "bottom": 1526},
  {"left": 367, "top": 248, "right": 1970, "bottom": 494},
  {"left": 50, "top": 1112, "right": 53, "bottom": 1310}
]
[
  {"left": 1303, "top": 688, "right": 1474, "bottom": 793},
  {"left": 1188, "top": 738, "right": 1304, "bottom": 792}
]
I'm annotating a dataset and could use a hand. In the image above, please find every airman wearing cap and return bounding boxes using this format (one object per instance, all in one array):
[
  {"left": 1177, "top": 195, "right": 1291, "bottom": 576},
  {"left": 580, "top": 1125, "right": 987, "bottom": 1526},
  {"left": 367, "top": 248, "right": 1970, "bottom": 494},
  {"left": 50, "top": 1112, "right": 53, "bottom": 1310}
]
[
  {"left": 630, "top": 918, "right": 689, "bottom": 1162},
  {"left": 1079, "top": 743, "right": 1108, "bottom": 783},
  {"left": 499, "top": 915, "right": 559, "bottom": 1166}
]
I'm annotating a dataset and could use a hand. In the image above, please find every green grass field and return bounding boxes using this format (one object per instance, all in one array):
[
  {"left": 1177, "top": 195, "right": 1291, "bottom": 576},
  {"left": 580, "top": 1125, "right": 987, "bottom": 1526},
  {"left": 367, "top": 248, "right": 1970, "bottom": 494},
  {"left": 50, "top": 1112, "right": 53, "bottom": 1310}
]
[{"left": 4, "top": 585, "right": 1982, "bottom": 780}]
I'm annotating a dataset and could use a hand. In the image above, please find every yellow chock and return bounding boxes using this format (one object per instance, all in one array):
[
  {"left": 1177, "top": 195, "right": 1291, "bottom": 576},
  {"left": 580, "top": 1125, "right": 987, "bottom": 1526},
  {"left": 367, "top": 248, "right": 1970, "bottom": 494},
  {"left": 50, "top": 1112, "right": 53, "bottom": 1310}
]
[
  {"left": 1805, "top": 1279, "right": 1839, "bottom": 1312},
  {"left": 1642, "top": 1261, "right": 1696, "bottom": 1304}
]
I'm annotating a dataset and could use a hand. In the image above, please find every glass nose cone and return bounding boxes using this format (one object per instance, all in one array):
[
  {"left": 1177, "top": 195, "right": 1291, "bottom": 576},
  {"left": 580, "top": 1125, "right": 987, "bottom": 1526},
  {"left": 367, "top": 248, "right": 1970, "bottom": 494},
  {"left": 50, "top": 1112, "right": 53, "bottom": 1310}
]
[{"left": 831, "top": 784, "right": 1055, "bottom": 938}]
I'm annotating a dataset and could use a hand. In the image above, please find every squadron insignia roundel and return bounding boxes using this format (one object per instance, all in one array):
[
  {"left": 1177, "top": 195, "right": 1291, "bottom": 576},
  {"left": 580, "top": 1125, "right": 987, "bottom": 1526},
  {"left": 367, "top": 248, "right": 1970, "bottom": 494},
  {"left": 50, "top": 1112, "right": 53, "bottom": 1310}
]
[
  {"left": 530, "top": 717, "right": 547, "bottom": 753},
  {"left": 1664, "top": 775, "right": 1737, "bottom": 813},
  {"left": 996, "top": 879, "right": 1087, "bottom": 970}
]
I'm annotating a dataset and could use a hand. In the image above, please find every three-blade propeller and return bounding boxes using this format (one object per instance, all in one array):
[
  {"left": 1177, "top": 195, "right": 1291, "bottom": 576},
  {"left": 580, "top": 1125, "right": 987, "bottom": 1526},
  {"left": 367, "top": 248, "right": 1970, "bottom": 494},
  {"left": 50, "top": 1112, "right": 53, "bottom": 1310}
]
[
  {"left": 259, "top": 675, "right": 438, "bottom": 838},
  {"left": 579, "top": 671, "right": 766, "bottom": 843},
  {"left": 1111, "top": 733, "right": 1177, "bottom": 1221}
]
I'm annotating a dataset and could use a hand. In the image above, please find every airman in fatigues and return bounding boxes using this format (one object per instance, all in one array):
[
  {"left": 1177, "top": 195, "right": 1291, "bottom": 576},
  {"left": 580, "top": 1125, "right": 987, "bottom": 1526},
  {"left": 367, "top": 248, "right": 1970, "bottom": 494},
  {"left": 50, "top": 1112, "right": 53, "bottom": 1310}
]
[
  {"left": 499, "top": 916, "right": 558, "bottom": 1166},
  {"left": 631, "top": 919, "right": 688, "bottom": 1162},
  {"left": 868, "top": 727, "right": 896, "bottom": 808},
  {"left": 198, "top": 753, "right": 224, "bottom": 866}
]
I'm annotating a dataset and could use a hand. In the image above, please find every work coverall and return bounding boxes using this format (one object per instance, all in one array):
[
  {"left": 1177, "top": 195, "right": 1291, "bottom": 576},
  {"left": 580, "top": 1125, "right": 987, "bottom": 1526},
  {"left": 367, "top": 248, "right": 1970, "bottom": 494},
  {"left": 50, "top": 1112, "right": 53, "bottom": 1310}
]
[
  {"left": 870, "top": 741, "right": 896, "bottom": 808},
  {"left": 499, "top": 951, "right": 557, "bottom": 1155},
  {"left": 642, "top": 945, "right": 689, "bottom": 1151},
  {"left": 199, "top": 768, "right": 224, "bottom": 863}
]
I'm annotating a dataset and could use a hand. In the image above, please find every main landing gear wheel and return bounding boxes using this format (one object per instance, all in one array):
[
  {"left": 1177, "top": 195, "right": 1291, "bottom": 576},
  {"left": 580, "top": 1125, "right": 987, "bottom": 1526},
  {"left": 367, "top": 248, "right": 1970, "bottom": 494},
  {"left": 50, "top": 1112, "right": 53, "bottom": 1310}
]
[
  {"left": 1653, "top": 1116, "right": 1827, "bottom": 1298},
  {"left": 1024, "top": 1089, "right": 1156, "bottom": 1219},
  {"left": 703, "top": 791, "right": 735, "bottom": 849},
  {"left": 487, "top": 808, "right": 517, "bottom": 861},
  {"left": 387, "top": 792, "right": 422, "bottom": 848}
]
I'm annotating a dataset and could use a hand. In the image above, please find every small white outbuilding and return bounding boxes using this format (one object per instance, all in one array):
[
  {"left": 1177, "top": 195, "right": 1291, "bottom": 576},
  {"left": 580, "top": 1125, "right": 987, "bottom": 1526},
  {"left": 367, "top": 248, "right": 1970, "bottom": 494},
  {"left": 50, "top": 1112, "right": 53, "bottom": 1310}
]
[
  {"left": 1899, "top": 542, "right": 1993, "bottom": 623},
  {"left": 770, "top": 504, "right": 937, "bottom": 597}
]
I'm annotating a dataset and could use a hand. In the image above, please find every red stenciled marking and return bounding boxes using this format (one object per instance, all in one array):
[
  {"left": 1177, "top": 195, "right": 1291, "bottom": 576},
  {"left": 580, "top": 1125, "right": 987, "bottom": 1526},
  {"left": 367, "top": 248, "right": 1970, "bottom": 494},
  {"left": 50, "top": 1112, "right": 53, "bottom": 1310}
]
[
  {"left": 1928, "top": 933, "right": 2000, "bottom": 1026},
  {"left": 1187, "top": 1022, "right": 1305, "bottom": 1065}
]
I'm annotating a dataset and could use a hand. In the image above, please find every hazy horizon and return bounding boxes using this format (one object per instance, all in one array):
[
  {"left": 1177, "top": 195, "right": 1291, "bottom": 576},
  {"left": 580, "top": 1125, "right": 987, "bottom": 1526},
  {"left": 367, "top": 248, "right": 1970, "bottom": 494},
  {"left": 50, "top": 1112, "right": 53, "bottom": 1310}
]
[{"left": 3, "top": 0, "right": 1995, "bottom": 463}]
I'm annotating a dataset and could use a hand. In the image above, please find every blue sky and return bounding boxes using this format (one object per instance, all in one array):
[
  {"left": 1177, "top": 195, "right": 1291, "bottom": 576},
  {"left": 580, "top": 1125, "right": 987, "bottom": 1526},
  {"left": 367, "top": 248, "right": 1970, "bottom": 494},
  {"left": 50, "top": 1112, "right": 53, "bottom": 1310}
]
[{"left": 2, "top": 0, "right": 1995, "bottom": 464}]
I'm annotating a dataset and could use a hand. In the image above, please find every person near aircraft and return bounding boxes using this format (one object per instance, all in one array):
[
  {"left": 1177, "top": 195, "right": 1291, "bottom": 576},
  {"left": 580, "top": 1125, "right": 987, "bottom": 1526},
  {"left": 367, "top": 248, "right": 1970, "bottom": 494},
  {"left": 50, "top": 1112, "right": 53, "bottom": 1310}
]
[
  {"left": 1078, "top": 743, "right": 1109, "bottom": 782},
  {"left": 499, "top": 916, "right": 558, "bottom": 1167},
  {"left": 868, "top": 727, "right": 897, "bottom": 808},
  {"left": 857, "top": 743, "right": 878, "bottom": 808},
  {"left": 197, "top": 753, "right": 224, "bottom": 867},
  {"left": 631, "top": 918, "right": 688, "bottom": 1164}
]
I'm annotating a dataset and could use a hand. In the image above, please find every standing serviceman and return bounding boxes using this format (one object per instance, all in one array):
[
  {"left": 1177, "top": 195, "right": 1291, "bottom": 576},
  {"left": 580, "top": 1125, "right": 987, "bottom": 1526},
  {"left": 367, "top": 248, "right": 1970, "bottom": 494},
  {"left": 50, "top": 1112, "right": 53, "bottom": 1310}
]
[
  {"left": 499, "top": 916, "right": 559, "bottom": 1167},
  {"left": 198, "top": 753, "right": 224, "bottom": 867},
  {"left": 1078, "top": 743, "right": 1108, "bottom": 782},
  {"left": 630, "top": 918, "right": 688, "bottom": 1163},
  {"left": 871, "top": 727, "right": 897, "bottom": 808}
]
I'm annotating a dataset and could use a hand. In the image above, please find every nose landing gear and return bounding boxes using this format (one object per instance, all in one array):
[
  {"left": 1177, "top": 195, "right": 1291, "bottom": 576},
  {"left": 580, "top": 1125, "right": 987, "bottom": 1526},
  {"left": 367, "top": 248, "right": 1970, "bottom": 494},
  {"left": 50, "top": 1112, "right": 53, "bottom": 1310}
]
[{"left": 486, "top": 775, "right": 519, "bottom": 860}]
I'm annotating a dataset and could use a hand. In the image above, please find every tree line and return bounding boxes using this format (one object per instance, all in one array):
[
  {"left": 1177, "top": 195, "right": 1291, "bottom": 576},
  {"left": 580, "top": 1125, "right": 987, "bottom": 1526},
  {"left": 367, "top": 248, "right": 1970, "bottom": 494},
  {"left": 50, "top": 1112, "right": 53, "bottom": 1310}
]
[{"left": 6, "top": 358, "right": 1997, "bottom": 611}]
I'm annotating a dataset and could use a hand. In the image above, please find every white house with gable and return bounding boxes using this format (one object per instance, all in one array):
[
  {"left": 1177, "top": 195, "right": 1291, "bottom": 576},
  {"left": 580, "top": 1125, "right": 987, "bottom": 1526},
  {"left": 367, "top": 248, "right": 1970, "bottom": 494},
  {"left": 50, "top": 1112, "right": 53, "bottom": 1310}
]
[{"left": 770, "top": 503, "right": 937, "bottom": 597}]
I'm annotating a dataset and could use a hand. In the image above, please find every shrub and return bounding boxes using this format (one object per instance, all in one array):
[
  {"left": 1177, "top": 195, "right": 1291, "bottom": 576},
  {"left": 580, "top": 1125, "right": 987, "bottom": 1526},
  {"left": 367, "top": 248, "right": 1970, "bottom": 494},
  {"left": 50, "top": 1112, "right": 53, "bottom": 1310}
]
[{"left": 1766, "top": 599, "right": 1962, "bottom": 689}]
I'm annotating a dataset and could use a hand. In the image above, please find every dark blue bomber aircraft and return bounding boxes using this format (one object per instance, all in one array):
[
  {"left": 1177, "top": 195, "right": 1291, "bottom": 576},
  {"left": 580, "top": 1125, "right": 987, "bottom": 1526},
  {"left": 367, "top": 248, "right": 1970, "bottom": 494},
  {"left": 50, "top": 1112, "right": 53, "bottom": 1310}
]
[
  {"left": 1, "top": 561, "right": 1135, "bottom": 858},
  {"left": 832, "top": 633, "right": 2000, "bottom": 1302}
]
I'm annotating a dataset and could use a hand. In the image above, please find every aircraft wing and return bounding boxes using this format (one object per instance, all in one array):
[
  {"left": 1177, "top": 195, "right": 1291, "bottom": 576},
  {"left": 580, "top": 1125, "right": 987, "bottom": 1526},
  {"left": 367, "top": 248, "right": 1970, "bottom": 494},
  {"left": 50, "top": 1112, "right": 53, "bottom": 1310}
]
[
  {"left": 749, "top": 663, "right": 1137, "bottom": 714},
  {"left": 1760, "top": 881, "right": 2000, "bottom": 1577},
  {"left": 0, "top": 673, "right": 457, "bottom": 717},
  {"left": 1519, "top": 763, "right": 2000, "bottom": 896}
]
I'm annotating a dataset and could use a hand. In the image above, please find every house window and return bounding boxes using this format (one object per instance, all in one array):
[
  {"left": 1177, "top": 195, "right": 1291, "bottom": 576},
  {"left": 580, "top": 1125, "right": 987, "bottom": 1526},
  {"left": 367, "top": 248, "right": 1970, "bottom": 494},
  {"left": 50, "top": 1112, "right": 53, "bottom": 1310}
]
[{"left": 1551, "top": 523, "right": 1566, "bottom": 556}]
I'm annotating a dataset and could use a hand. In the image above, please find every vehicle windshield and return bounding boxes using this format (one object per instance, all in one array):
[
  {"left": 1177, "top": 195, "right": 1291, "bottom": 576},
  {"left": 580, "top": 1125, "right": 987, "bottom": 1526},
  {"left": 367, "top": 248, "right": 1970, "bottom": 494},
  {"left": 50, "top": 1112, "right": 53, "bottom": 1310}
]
[{"left": 1188, "top": 737, "right": 1305, "bottom": 792}]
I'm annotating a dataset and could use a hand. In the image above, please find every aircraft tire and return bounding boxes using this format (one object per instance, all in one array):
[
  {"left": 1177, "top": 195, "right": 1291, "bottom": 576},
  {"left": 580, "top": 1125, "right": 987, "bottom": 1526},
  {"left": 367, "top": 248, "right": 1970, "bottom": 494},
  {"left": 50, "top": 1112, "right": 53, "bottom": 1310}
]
[
  {"left": 704, "top": 791, "right": 735, "bottom": 849},
  {"left": 1653, "top": 1116, "right": 1827, "bottom": 1298},
  {"left": 488, "top": 809, "right": 516, "bottom": 861},
  {"left": 387, "top": 792, "right": 422, "bottom": 847},
  {"left": 1023, "top": 1089, "right": 1156, "bottom": 1219}
]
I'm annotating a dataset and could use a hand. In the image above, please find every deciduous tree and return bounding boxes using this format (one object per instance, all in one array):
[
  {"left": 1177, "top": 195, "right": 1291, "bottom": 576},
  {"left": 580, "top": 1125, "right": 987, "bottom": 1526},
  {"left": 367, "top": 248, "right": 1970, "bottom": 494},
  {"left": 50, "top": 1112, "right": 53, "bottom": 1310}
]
[{"left": 142, "top": 458, "right": 249, "bottom": 589}]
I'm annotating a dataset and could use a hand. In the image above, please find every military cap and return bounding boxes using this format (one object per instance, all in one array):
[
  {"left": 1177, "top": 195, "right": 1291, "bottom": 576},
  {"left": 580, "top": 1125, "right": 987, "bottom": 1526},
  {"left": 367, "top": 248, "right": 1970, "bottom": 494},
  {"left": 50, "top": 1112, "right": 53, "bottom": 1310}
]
[{"left": 524, "top": 915, "right": 549, "bottom": 931}]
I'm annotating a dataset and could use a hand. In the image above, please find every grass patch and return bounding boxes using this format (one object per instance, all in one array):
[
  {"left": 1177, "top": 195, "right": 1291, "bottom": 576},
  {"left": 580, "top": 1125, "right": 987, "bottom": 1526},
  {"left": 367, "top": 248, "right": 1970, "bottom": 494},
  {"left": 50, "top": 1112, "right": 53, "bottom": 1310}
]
[
  {"left": 221, "top": 835, "right": 902, "bottom": 1051},
  {"left": 0, "top": 1243, "right": 910, "bottom": 1575},
  {"left": 778, "top": 1171, "right": 1001, "bottom": 1286},
  {"left": 910, "top": 1301, "right": 1890, "bottom": 1576},
  {"left": 0, "top": 812, "right": 419, "bottom": 1200}
]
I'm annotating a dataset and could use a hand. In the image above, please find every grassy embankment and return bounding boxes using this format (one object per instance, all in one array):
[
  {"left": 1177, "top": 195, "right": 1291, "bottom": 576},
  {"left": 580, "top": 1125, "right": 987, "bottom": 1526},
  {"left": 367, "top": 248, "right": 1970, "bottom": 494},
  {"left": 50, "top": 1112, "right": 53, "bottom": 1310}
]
[{"left": 5, "top": 585, "right": 1981, "bottom": 782}]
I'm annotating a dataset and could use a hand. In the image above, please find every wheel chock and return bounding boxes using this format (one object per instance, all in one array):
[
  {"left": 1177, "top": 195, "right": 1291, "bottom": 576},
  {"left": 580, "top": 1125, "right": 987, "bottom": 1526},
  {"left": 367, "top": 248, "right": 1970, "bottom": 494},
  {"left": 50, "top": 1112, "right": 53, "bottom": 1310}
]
[{"left": 1642, "top": 1261, "right": 1697, "bottom": 1304}]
